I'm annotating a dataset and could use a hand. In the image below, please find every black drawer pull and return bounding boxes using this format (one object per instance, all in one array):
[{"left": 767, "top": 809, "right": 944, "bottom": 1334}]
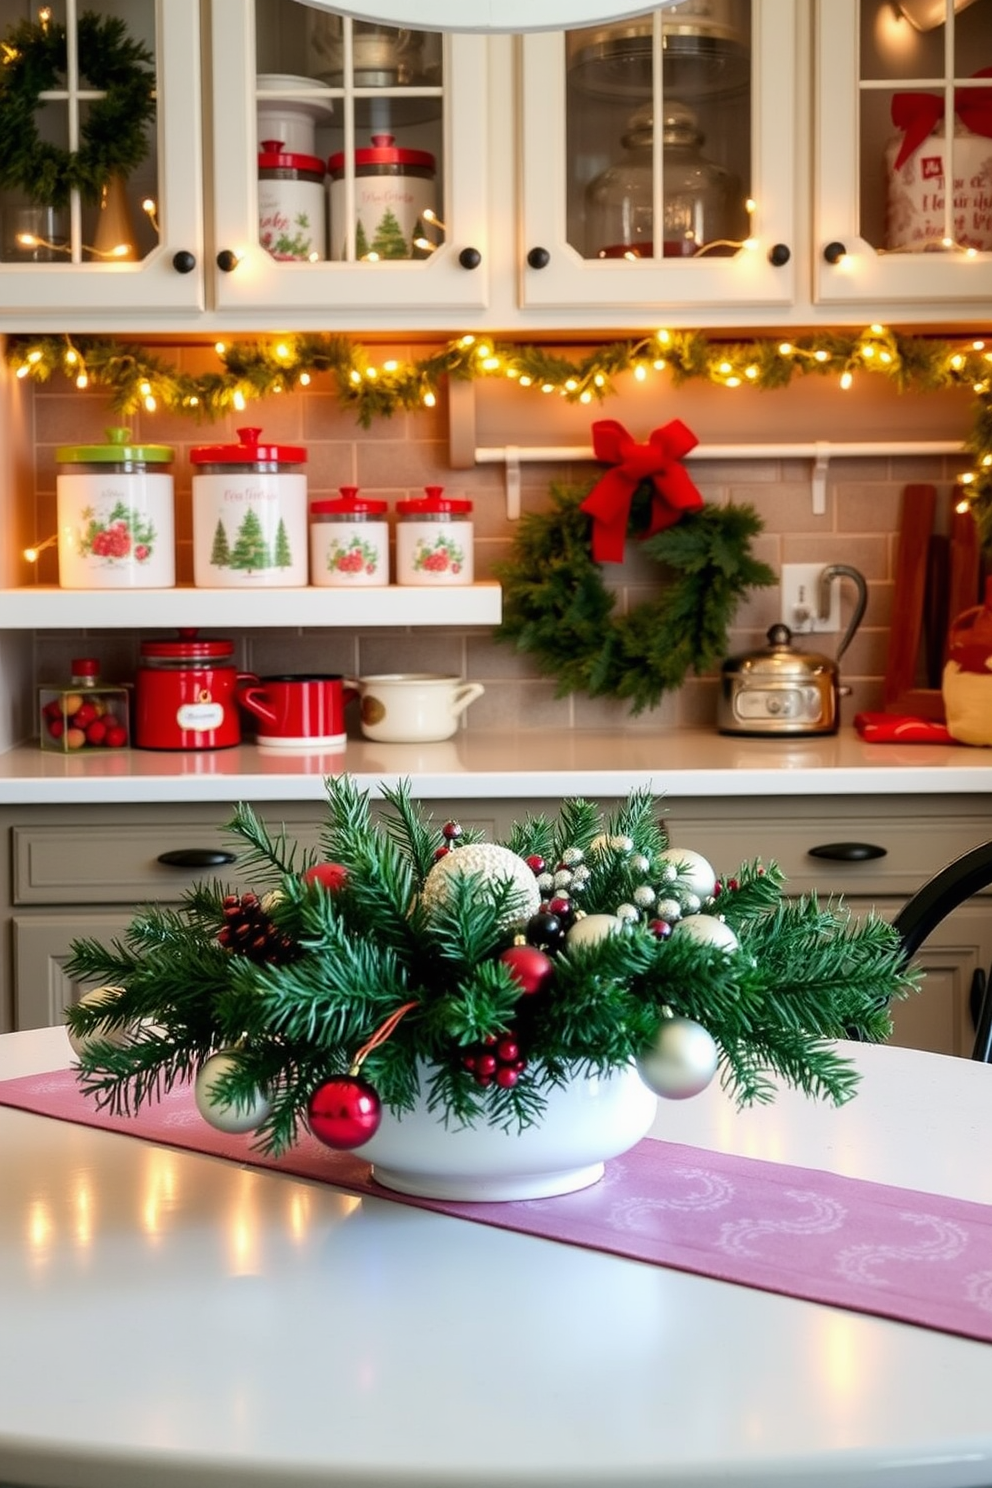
[
  {"left": 157, "top": 848, "right": 237, "bottom": 868},
  {"left": 807, "top": 842, "right": 887, "bottom": 862}
]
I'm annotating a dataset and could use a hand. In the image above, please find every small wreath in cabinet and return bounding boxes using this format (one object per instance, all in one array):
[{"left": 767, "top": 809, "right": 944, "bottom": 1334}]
[
  {"left": 495, "top": 481, "right": 776, "bottom": 715},
  {"left": 0, "top": 11, "right": 155, "bottom": 208}
]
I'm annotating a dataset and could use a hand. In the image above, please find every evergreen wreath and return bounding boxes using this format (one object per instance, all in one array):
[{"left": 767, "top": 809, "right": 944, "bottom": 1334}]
[
  {"left": 0, "top": 12, "right": 155, "bottom": 208},
  {"left": 62, "top": 778, "right": 915, "bottom": 1159},
  {"left": 496, "top": 481, "right": 776, "bottom": 713}
]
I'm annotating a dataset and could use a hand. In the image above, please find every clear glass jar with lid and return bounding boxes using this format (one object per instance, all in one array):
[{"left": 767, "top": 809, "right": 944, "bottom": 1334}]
[
  {"left": 39, "top": 658, "right": 130, "bottom": 753},
  {"left": 584, "top": 101, "right": 744, "bottom": 259}
]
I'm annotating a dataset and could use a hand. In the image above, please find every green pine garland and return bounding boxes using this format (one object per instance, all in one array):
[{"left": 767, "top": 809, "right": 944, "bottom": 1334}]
[
  {"left": 62, "top": 778, "right": 916, "bottom": 1159},
  {"left": 0, "top": 12, "right": 155, "bottom": 207},
  {"left": 495, "top": 482, "right": 776, "bottom": 712}
]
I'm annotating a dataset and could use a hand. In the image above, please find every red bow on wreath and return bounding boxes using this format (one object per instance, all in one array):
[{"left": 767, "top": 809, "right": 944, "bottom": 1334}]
[
  {"left": 580, "top": 418, "right": 704, "bottom": 564},
  {"left": 891, "top": 68, "right": 992, "bottom": 170}
]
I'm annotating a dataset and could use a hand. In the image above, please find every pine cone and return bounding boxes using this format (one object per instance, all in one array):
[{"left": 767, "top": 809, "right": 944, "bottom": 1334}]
[{"left": 217, "top": 892, "right": 298, "bottom": 965}]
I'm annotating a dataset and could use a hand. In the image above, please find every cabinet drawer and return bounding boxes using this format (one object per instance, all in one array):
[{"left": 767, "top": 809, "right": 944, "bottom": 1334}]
[
  {"left": 663, "top": 801, "right": 992, "bottom": 900},
  {"left": 11, "top": 818, "right": 325, "bottom": 905}
]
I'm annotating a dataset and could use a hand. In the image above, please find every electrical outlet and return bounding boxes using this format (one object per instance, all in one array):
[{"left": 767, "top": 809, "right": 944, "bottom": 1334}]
[{"left": 780, "top": 564, "right": 842, "bottom": 633}]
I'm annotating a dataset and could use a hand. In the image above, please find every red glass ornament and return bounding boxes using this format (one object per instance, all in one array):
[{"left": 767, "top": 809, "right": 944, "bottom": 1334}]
[
  {"left": 303, "top": 862, "right": 349, "bottom": 894},
  {"left": 308, "top": 1075, "right": 382, "bottom": 1150},
  {"left": 499, "top": 944, "right": 556, "bottom": 996},
  {"left": 525, "top": 854, "right": 546, "bottom": 874}
]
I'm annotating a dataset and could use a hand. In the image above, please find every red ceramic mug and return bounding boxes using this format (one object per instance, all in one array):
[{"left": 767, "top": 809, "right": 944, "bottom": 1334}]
[{"left": 236, "top": 674, "right": 357, "bottom": 749}]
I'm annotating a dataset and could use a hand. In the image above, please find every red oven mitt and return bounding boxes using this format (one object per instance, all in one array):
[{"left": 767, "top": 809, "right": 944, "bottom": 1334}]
[{"left": 854, "top": 712, "right": 955, "bottom": 743}]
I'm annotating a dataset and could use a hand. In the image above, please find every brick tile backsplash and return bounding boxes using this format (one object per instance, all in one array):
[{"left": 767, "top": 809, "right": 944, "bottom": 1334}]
[{"left": 22, "top": 361, "right": 975, "bottom": 734}]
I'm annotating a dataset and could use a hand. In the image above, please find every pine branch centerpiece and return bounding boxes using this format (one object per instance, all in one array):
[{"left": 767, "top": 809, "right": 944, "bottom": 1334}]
[{"left": 64, "top": 779, "right": 917, "bottom": 1199}]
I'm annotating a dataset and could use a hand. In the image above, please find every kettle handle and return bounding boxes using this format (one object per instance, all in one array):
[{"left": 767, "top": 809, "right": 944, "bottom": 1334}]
[{"left": 818, "top": 564, "right": 867, "bottom": 665}]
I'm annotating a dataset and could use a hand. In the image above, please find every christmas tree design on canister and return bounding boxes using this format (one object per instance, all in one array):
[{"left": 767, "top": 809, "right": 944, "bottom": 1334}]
[{"left": 190, "top": 428, "right": 308, "bottom": 588}]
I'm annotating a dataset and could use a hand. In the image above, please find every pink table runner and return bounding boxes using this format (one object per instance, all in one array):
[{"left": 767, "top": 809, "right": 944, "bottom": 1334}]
[{"left": 3, "top": 1066, "right": 992, "bottom": 1345}]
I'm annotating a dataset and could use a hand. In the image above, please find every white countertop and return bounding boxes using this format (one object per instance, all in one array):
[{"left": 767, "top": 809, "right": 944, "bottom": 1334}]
[
  {"left": 2, "top": 728, "right": 992, "bottom": 804},
  {"left": 1, "top": 1028, "right": 991, "bottom": 1488}
]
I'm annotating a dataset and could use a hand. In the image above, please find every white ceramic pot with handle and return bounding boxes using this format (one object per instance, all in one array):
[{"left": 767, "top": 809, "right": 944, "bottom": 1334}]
[{"left": 354, "top": 673, "right": 484, "bottom": 742}]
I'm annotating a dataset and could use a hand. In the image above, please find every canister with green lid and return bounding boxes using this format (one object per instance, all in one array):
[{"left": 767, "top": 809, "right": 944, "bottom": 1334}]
[{"left": 55, "top": 427, "right": 175, "bottom": 589}]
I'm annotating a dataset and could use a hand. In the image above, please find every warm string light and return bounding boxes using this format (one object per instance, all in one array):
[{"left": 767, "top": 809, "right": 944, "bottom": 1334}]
[
  {"left": 23, "top": 534, "right": 57, "bottom": 563},
  {"left": 15, "top": 231, "right": 131, "bottom": 260},
  {"left": 141, "top": 198, "right": 159, "bottom": 236}
]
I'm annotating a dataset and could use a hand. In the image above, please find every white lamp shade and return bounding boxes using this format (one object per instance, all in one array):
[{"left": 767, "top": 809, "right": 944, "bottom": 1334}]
[
  {"left": 896, "top": 0, "right": 977, "bottom": 31},
  {"left": 296, "top": 0, "right": 687, "bottom": 34}
]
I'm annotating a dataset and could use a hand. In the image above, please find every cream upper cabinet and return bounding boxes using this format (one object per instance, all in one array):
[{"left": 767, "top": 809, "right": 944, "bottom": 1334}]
[
  {"left": 207, "top": 0, "right": 490, "bottom": 317},
  {"left": 517, "top": 2, "right": 799, "bottom": 316},
  {"left": 814, "top": 0, "right": 992, "bottom": 314},
  {"left": 1, "top": 0, "right": 991, "bottom": 331},
  {"left": 0, "top": 0, "right": 204, "bottom": 318}
]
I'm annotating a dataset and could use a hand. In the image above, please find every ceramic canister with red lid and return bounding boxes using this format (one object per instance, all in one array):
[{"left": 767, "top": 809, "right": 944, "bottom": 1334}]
[
  {"left": 190, "top": 427, "right": 308, "bottom": 588},
  {"left": 395, "top": 486, "right": 473, "bottom": 585},
  {"left": 134, "top": 631, "right": 255, "bottom": 751},
  {"left": 258, "top": 140, "right": 327, "bottom": 261},
  {"left": 310, "top": 487, "right": 389, "bottom": 587},
  {"left": 327, "top": 133, "right": 435, "bottom": 261}
]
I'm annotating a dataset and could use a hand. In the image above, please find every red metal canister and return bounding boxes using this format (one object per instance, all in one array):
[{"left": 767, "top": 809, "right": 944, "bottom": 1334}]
[{"left": 134, "top": 630, "right": 254, "bottom": 751}]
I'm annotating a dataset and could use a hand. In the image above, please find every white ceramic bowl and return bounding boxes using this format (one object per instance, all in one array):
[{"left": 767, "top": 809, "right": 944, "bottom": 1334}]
[{"left": 360, "top": 1064, "right": 658, "bottom": 1201}]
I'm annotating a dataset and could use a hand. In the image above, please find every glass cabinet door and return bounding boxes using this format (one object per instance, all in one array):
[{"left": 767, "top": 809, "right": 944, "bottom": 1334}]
[
  {"left": 815, "top": 0, "right": 992, "bottom": 308},
  {"left": 209, "top": 0, "right": 489, "bottom": 315},
  {"left": 0, "top": 0, "right": 203, "bottom": 316},
  {"left": 519, "top": 0, "right": 797, "bottom": 313}
]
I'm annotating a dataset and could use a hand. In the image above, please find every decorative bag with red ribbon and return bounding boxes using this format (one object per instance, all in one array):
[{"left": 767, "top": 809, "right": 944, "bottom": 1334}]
[
  {"left": 580, "top": 418, "right": 704, "bottom": 564},
  {"left": 886, "top": 69, "right": 992, "bottom": 252}
]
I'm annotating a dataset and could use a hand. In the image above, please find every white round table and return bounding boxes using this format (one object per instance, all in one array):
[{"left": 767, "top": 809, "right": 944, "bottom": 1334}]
[{"left": 1, "top": 1027, "right": 990, "bottom": 1488}]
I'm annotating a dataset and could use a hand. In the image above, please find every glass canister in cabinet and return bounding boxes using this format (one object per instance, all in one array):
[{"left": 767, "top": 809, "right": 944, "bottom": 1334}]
[
  {"left": 310, "top": 488, "right": 389, "bottom": 587},
  {"left": 258, "top": 140, "right": 327, "bottom": 261},
  {"left": 39, "top": 658, "right": 130, "bottom": 753},
  {"left": 585, "top": 101, "right": 744, "bottom": 259},
  {"left": 55, "top": 428, "right": 175, "bottom": 589},
  {"left": 395, "top": 488, "right": 473, "bottom": 586},
  {"left": 190, "top": 427, "right": 308, "bottom": 589}
]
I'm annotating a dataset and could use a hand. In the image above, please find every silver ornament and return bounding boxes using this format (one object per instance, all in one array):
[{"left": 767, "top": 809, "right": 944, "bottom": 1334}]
[
  {"left": 537, "top": 872, "right": 555, "bottom": 893},
  {"left": 631, "top": 853, "right": 651, "bottom": 874},
  {"left": 655, "top": 848, "right": 717, "bottom": 900},
  {"left": 633, "top": 885, "right": 656, "bottom": 908},
  {"left": 637, "top": 1016, "right": 719, "bottom": 1100},
  {"left": 195, "top": 1051, "right": 272, "bottom": 1135},
  {"left": 615, "top": 902, "right": 639, "bottom": 923},
  {"left": 571, "top": 864, "right": 591, "bottom": 884},
  {"left": 655, "top": 897, "right": 682, "bottom": 921},
  {"left": 422, "top": 842, "right": 543, "bottom": 932},
  {"left": 611, "top": 834, "right": 634, "bottom": 853},
  {"left": 553, "top": 868, "right": 573, "bottom": 889},
  {"left": 670, "top": 913, "right": 739, "bottom": 953},
  {"left": 561, "top": 847, "right": 584, "bottom": 867},
  {"left": 66, "top": 986, "right": 134, "bottom": 1058},
  {"left": 682, "top": 892, "right": 702, "bottom": 915},
  {"left": 566, "top": 912, "right": 622, "bottom": 948}
]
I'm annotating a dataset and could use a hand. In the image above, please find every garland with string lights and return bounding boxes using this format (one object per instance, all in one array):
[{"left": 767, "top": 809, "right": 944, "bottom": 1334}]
[
  {"left": 0, "top": 12, "right": 155, "bottom": 208},
  {"left": 62, "top": 777, "right": 916, "bottom": 1159},
  {"left": 8, "top": 324, "right": 992, "bottom": 545}
]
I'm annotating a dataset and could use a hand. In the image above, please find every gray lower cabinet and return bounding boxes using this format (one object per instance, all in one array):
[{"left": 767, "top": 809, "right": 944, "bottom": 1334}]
[{"left": 2, "top": 794, "right": 991, "bottom": 1057}]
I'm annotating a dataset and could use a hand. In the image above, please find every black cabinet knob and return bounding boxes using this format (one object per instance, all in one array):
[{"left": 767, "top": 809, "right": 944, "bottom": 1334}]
[
  {"left": 807, "top": 842, "right": 887, "bottom": 862},
  {"left": 171, "top": 250, "right": 196, "bottom": 274},
  {"left": 526, "top": 246, "right": 550, "bottom": 269},
  {"left": 157, "top": 848, "right": 237, "bottom": 868},
  {"left": 823, "top": 241, "right": 847, "bottom": 264},
  {"left": 216, "top": 249, "right": 239, "bottom": 273},
  {"left": 458, "top": 246, "right": 482, "bottom": 270},
  {"left": 768, "top": 242, "right": 791, "bottom": 267}
]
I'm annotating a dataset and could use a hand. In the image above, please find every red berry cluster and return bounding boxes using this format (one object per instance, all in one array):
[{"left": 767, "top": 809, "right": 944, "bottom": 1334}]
[
  {"left": 333, "top": 548, "right": 366, "bottom": 572},
  {"left": 89, "top": 520, "right": 133, "bottom": 559},
  {"left": 462, "top": 1032, "right": 526, "bottom": 1089},
  {"left": 218, "top": 892, "right": 299, "bottom": 965},
  {"left": 42, "top": 692, "right": 128, "bottom": 751}
]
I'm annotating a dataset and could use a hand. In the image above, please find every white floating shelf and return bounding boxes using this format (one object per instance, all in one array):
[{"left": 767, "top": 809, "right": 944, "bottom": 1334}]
[{"left": 0, "top": 584, "right": 503, "bottom": 631}]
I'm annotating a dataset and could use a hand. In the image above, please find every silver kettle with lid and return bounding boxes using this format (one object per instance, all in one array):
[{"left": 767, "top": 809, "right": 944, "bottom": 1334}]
[{"left": 717, "top": 565, "right": 868, "bottom": 737}]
